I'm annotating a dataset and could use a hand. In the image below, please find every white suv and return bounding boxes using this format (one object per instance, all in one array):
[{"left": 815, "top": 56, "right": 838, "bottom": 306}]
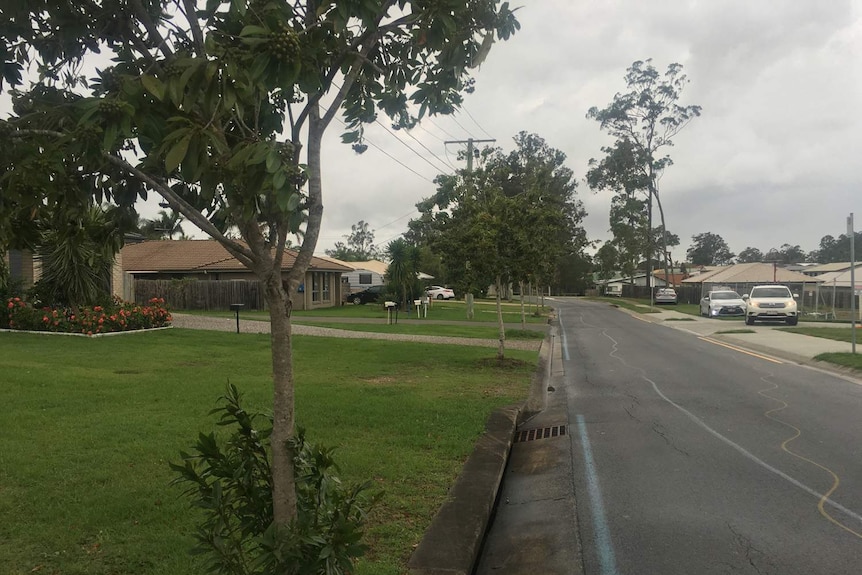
[{"left": 743, "top": 285, "right": 799, "bottom": 326}]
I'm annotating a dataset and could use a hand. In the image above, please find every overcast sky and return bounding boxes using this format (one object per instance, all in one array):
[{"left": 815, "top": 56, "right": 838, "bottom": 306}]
[
  {"left": 6, "top": 1, "right": 861, "bottom": 262},
  {"left": 294, "top": 0, "right": 862, "bottom": 261}
]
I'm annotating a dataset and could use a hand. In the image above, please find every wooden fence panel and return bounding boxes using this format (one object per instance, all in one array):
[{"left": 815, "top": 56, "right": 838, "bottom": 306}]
[{"left": 133, "top": 279, "right": 265, "bottom": 310}]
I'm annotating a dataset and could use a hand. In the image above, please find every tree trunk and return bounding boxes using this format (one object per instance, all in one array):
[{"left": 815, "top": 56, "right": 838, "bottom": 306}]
[
  {"left": 654, "top": 189, "right": 672, "bottom": 290},
  {"left": 519, "top": 280, "right": 526, "bottom": 330},
  {"left": 495, "top": 274, "right": 505, "bottom": 360},
  {"left": 264, "top": 274, "right": 298, "bottom": 526}
]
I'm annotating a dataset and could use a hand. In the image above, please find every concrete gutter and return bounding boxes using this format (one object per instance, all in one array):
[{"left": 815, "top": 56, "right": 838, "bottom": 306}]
[{"left": 407, "top": 332, "right": 553, "bottom": 575}]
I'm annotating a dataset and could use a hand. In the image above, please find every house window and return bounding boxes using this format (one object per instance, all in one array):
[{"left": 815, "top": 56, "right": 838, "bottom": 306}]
[
  {"left": 311, "top": 273, "right": 331, "bottom": 303},
  {"left": 358, "top": 273, "right": 372, "bottom": 285}
]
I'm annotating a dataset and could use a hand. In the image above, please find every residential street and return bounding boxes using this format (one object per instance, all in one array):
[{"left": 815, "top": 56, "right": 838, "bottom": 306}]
[{"left": 478, "top": 298, "right": 862, "bottom": 574}]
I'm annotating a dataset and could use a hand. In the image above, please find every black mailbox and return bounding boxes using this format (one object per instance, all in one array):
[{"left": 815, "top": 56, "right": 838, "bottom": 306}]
[{"left": 229, "top": 303, "right": 244, "bottom": 333}]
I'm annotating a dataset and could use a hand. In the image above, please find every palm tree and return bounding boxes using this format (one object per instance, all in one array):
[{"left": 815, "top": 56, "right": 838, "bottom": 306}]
[
  {"left": 35, "top": 205, "right": 123, "bottom": 311},
  {"left": 386, "top": 239, "right": 421, "bottom": 308}
]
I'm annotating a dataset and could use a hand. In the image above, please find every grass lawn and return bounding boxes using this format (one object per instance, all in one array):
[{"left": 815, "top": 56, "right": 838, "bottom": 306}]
[
  {"left": 0, "top": 329, "right": 537, "bottom": 575},
  {"left": 184, "top": 300, "right": 551, "bottom": 324},
  {"left": 814, "top": 352, "right": 862, "bottom": 371},
  {"left": 779, "top": 326, "right": 862, "bottom": 343}
]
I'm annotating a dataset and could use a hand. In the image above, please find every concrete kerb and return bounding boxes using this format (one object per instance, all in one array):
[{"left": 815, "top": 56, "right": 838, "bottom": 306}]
[{"left": 407, "top": 329, "right": 553, "bottom": 575}]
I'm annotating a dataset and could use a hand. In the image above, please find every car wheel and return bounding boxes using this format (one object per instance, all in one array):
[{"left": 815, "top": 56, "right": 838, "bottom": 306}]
[
  {"left": 352, "top": 297, "right": 362, "bottom": 305},
  {"left": 786, "top": 317, "right": 798, "bottom": 326},
  {"left": 436, "top": 294, "right": 444, "bottom": 300},
  {"left": 745, "top": 316, "right": 755, "bottom": 326}
]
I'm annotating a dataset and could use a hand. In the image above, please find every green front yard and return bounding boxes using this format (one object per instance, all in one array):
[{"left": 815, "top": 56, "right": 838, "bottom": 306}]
[{"left": 0, "top": 329, "right": 537, "bottom": 575}]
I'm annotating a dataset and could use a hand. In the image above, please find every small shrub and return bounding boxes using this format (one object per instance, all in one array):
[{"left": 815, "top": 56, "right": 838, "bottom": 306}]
[
  {"left": 171, "top": 384, "right": 377, "bottom": 575},
  {"left": 4, "top": 296, "right": 171, "bottom": 334}
]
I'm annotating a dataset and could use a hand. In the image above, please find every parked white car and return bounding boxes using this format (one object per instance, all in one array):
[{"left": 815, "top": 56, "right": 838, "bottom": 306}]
[
  {"left": 700, "top": 290, "right": 746, "bottom": 318},
  {"left": 743, "top": 285, "right": 799, "bottom": 326},
  {"left": 425, "top": 285, "right": 455, "bottom": 300}
]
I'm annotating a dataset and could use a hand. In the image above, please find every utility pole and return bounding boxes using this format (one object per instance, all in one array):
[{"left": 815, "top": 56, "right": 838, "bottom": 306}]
[
  {"left": 445, "top": 137, "right": 496, "bottom": 172},
  {"left": 849, "top": 213, "right": 856, "bottom": 354}
]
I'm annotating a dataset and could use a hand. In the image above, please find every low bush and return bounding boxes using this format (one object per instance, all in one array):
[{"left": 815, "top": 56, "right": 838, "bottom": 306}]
[
  {"left": 171, "top": 384, "right": 377, "bottom": 575},
  {"left": 3, "top": 296, "right": 172, "bottom": 335}
]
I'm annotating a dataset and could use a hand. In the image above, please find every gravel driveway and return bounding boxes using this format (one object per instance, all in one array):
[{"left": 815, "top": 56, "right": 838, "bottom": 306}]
[{"left": 171, "top": 313, "right": 544, "bottom": 352}]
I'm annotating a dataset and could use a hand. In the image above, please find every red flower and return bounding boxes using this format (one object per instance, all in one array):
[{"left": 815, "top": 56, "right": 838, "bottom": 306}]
[
  {"left": 42, "top": 316, "right": 49, "bottom": 323},
  {"left": 6, "top": 301, "right": 13, "bottom": 309}
]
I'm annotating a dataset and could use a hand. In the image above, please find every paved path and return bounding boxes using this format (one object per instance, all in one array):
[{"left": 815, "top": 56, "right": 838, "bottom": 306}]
[{"left": 170, "top": 313, "right": 544, "bottom": 352}]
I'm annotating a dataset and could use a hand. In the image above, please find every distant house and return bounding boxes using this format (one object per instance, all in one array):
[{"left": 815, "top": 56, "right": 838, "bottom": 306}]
[
  {"left": 681, "top": 262, "right": 822, "bottom": 296},
  {"left": 317, "top": 258, "right": 388, "bottom": 294},
  {"left": 597, "top": 272, "right": 669, "bottom": 296},
  {"left": 121, "top": 240, "right": 351, "bottom": 310}
]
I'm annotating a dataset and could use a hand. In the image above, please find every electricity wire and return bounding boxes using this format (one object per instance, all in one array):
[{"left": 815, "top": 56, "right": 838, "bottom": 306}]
[{"left": 461, "top": 106, "right": 494, "bottom": 139}]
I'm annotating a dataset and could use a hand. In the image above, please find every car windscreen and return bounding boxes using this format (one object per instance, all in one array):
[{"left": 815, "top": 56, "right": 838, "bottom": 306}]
[
  {"left": 711, "top": 292, "right": 740, "bottom": 300},
  {"left": 750, "top": 287, "right": 791, "bottom": 298}
]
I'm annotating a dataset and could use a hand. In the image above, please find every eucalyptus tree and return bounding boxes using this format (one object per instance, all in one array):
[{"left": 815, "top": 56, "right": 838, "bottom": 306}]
[
  {"left": 587, "top": 60, "right": 701, "bottom": 292},
  {"left": 0, "top": 0, "right": 520, "bottom": 527},
  {"left": 737, "top": 246, "right": 764, "bottom": 263},
  {"left": 687, "top": 232, "right": 735, "bottom": 266},
  {"left": 326, "top": 219, "right": 382, "bottom": 261}
]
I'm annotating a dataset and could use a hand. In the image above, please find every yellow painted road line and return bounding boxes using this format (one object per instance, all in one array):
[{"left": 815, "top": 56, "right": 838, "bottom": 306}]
[{"left": 699, "top": 337, "right": 784, "bottom": 364}]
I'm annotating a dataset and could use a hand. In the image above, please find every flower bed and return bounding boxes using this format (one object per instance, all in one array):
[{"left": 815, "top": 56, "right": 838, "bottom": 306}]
[{"left": 3, "top": 297, "right": 172, "bottom": 335}]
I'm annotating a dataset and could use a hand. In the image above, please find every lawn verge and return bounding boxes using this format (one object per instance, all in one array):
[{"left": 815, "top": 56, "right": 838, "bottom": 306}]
[{"left": 0, "top": 329, "right": 537, "bottom": 575}]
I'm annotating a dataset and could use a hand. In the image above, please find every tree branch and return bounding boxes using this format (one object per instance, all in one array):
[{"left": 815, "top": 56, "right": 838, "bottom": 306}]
[
  {"left": 129, "top": 0, "right": 174, "bottom": 59},
  {"left": 180, "top": 0, "right": 206, "bottom": 54}
]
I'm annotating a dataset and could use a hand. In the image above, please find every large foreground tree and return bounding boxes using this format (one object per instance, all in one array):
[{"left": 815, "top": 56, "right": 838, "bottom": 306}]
[
  {"left": 0, "top": 0, "right": 519, "bottom": 528},
  {"left": 587, "top": 60, "right": 700, "bottom": 295}
]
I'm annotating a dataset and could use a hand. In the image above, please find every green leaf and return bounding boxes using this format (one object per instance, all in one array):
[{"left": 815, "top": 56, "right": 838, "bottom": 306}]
[
  {"left": 165, "top": 135, "right": 192, "bottom": 174},
  {"left": 265, "top": 150, "right": 280, "bottom": 173},
  {"left": 141, "top": 75, "right": 165, "bottom": 101},
  {"left": 287, "top": 192, "right": 300, "bottom": 211},
  {"left": 272, "top": 169, "right": 286, "bottom": 191},
  {"left": 102, "top": 124, "right": 118, "bottom": 151},
  {"left": 239, "top": 25, "right": 268, "bottom": 37}
]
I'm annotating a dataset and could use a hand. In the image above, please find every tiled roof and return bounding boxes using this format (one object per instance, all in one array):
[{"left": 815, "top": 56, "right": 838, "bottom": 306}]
[
  {"left": 122, "top": 240, "right": 352, "bottom": 273},
  {"left": 681, "top": 263, "right": 820, "bottom": 284}
]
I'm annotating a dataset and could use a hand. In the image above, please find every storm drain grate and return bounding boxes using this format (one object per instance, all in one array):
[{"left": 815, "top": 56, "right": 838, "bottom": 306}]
[{"left": 514, "top": 425, "right": 567, "bottom": 443}]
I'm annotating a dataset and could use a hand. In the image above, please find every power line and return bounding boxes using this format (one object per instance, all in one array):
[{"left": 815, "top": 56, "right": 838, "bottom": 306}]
[
  {"left": 400, "top": 125, "right": 457, "bottom": 171},
  {"left": 426, "top": 116, "right": 459, "bottom": 140},
  {"left": 373, "top": 117, "right": 452, "bottom": 175},
  {"left": 460, "top": 106, "right": 494, "bottom": 140},
  {"left": 449, "top": 115, "right": 476, "bottom": 139},
  {"left": 333, "top": 116, "right": 436, "bottom": 184}
]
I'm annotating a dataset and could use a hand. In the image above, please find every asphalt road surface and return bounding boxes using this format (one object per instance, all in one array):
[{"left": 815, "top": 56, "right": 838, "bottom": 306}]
[{"left": 559, "top": 299, "right": 862, "bottom": 574}]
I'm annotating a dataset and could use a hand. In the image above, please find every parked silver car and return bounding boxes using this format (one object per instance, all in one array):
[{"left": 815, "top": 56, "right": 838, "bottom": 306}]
[
  {"left": 654, "top": 288, "right": 677, "bottom": 305},
  {"left": 700, "top": 290, "right": 746, "bottom": 317}
]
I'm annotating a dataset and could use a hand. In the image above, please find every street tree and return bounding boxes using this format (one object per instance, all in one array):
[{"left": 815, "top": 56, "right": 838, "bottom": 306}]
[
  {"left": 594, "top": 242, "right": 619, "bottom": 282},
  {"left": 428, "top": 133, "right": 585, "bottom": 358},
  {"left": 587, "top": 60, "right": 701, "bottom": 293},
  {"left": 687, "top": 232, "right": 735, "bottom": 266},
  {"left": 737, "top": 246, "right": 764, "bottom": 263},
  {"left": 326, "top": 220, "right": 381, "bottom": 261},
  {"left": 0, "top": 0, "right": 520, "bottom": 537}
]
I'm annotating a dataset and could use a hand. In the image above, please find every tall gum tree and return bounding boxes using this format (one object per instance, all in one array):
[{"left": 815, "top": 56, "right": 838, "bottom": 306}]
[
  {"left": 0, "top": 0, "right": 519, "bottom": 525},
  {"left": 587, "top": 60, "right": 700, "bottom": 293}
]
